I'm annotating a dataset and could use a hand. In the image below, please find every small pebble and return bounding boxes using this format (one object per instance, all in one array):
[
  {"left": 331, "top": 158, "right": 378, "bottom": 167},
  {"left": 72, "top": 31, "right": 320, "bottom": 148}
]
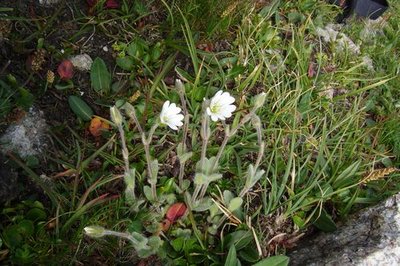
[
  {"left": 103, "top": 46, "right": 109, "bottom": 52},
  {"left": 70, "top": 54, "right": 93, "bottom": 72}
]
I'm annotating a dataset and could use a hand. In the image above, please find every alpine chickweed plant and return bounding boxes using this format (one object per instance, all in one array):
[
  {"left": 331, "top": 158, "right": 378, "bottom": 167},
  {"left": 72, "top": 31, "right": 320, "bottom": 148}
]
[{"left": 84, "top": 79, "right": 267, "bottom": 261}]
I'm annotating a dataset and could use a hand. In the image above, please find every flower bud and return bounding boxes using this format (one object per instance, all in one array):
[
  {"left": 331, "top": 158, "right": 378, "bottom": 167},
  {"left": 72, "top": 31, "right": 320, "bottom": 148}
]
[
  {"left": 251, "top": 114, "right": 262, "bottom": 128},
  {"left": 175, "top": 79, "right": 184, "bottom": 92},
  {"left": 84, "top": 226, "right": 106, "bottom": 238},
  {"left": 110, "top": 106, "right": 123, "bottom": 126},
  {"left": 253, "top": 92, "right": 267, "bottom": 110}
]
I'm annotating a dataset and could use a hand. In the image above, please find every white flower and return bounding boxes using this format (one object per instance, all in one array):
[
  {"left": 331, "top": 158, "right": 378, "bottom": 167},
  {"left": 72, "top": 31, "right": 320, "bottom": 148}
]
[
  {"left": 160, "top": 101, "right": 184, "bottom": 130},
  {"left": 206, "top": 90, "right": 236, "bottom": 122}
]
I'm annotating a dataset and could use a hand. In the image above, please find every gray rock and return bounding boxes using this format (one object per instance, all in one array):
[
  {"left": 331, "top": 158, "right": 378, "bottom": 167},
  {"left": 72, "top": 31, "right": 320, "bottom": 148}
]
[
  {"left": 289, "top": 193, "right": 400, "bottom": 265},
  {"left": 0, "top": 107, "right": 48, "bottom": 158}
]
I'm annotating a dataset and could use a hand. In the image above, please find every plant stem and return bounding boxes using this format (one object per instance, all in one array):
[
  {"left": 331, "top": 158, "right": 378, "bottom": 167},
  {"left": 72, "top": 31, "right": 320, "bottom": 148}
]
[
  {"left": 200, "top": 103, "right": 210, "bottom": 169},
  {"left": 198, "top": 182, "right": 209, "bottom": 199},
  {"left": 104, "top": 230, "right": 139, "bottom": 245},
  {"left": 178, "top": 83, "right": 190, "bottom": 188},
  {"left": 116, "top": 124, "right": 136, "bottom": 200},
  {"left": 126, "top": 103, "right": 158, "bottom": 201},
  {"left": 191, "top": 184, "right": 201, "bottom": 205},
  {"left": 117, "top": 124, "right": 130, "bottom": 174}
]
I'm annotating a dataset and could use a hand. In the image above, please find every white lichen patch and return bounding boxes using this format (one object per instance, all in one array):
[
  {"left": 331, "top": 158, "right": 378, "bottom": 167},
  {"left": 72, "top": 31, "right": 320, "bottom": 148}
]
[
  {"left": 362, "top": 56, "right": 374, "bottom": 72},
  {"left": 316, "top": 23, "right": 360, "bottom": 55},
  {"left": 360, "top": 17, "right": 387, "bottom": 41},
  {"left": 70, "top": 54, "right": 93, "bottom": 72},
  {"left": 0, "top": 107, "right": 48, "bottom": 158}
]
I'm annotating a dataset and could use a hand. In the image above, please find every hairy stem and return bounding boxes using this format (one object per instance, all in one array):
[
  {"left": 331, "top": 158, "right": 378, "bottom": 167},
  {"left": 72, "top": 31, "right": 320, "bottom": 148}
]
[
  {"left": 126, "top": 104, "right": 158, "bottom": 201},
  {"left": 178, "top": 84, "right": 190, "bottom": 188}
]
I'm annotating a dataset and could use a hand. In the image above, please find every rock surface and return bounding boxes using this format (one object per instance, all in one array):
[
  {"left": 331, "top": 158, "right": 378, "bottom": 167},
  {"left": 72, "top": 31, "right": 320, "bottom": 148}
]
[
  {"left": 0, "top": 107, "right": 48, "bottom": 158},
  {"left": 289, "top": 193, "right": 400, "bottom": 265}
]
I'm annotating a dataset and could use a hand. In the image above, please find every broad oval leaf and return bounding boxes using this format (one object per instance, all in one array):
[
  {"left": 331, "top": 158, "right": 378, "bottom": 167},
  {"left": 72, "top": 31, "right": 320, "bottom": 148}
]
[
  {"left": 89, "top": 117, "right": 110, "bottom": 137},
  {"left": 228, "top": 197, "right": 243, "bottom": 212},
  {"left": 91, "top": 57, "right": 111, "bottom": 94},
  {"left": 192, "top": 197, "right": 213, "bottom": 212},
  {"left": 116, "top": 57, "right": 135, "bottom": 71},
  {"left": 166, "top": 202, "right": 187, "bottom": 222},
  {"left": 225, "top": 245, "right": 239, "bottom": 266},
  {"left": 313, "top": 208, "right": 337, "bottom": 232},
  {"left": 68, "top": 95, "right": 94, "bottom": 121},
  {"left": 57, "top": 60, "right": 74, "bottom": 80}
]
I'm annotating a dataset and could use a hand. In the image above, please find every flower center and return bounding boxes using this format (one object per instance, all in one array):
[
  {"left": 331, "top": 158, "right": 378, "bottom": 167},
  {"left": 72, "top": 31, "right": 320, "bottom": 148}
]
[
  {"left": 210, "top": 104, "right": 221, "bottom": 114},
  {"left": 162, "top": 115, "right": 169, "bottom": 123}
]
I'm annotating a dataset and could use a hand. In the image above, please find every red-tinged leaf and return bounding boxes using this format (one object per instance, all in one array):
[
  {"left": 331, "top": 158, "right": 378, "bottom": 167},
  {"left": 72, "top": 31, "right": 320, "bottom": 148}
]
[
  {"left": 89, "top": 117, "right": 110, "bottom": 137},
  {"left": 58, "top": 60, "right": 74, "bottom": 80},
  {"left": 105, "top": 0, "right": 119, "bottom": 9},
  {"left": 166, "top": 202, "right": 187, "bottom": 222}
]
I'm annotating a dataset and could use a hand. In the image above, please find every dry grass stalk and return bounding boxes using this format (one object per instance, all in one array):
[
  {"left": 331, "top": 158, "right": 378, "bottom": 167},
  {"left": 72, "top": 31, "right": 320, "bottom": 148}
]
[{"left": 361, "top": 168, "right": 398, "bottom": 184}]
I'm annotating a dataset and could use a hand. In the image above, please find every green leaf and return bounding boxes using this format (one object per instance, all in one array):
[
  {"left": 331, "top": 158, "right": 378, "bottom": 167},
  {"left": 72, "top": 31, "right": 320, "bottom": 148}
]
[
  {"left": 181, "top": 179, "right": 190, "bottom": 191},
  {"left": 225, "top": 230, "right": 253, "bottom": 251},
  {"left": 223, "top": 190, "right": 234, "bottom": 204},
  {"left": 228, "top": 197, "right": 243, "bottom": 212},
  {"left": 292, "top": 215, "right": 306, "bottom": 229},
  {"left": 194, "top": 173, "right": 222, "bottom": 185},
  {"left": 192, "top": 86, "right": 207, "bottom": 101},
  {"left": 171, "top": 237, "right": 184, "bottom": 252},
  {"left": 17, "top": 220, "right": 34, "bottom": 237},
  {"left": 238, "top": 246, "right": 260, "bottom": 263},
  {"left": 333, "top": 161, "right": 361, "bottom": 189},
  {"left": 176, "top": 143, "right": 192, "bottom": 164},
  {"left": 55, "top": 80, "right": 74, "bottom": 90},
  {"left": 194, "top": 173, "right": 207, "bottom": 185},
  {"left": 116, "top": 57, "right": 135, "bottom": 71},
  {"left": 91, "top": 57, "right": 111, "bottom": 94},
  {"left": 313, "top": 209, "right": 337, "bottom": 232},
  {"left": 16, "top": 87, "right": 34, "bottom": 110},
  {"left": 112, "top": 81, "right": 126, "bottom": 93},
  {"left": 149, "top": 159, "right": 159, "bottom": 184},
  {"left": 26, "top": 208, "right": 47, "bottom": 221},
  {"left": 258, "top": 0, "right": 281, "bottom": 18},
  {"left": 148, "top": 235, "right": 162, "bottom": 251},
  {"left": 151, "top": 44, "right": 162, "bottom": 62},
  {"left": 14, "top": 244, "right": 34, "bottom": 264},
  {"left": 68, "top": 95, "right": 94, "bottom": 121},
  {"left": 3, "top": 226, "right": 23, "bottom": 248},
  {"left": 245, "top": 165, "right": 265, "bottom": 189},
  {"left": 143, "top": 186, "right": 153, "bottom": 201},
  {"left": 225, "top": 245, "right": 239, "bottom": 266},
  {"left": 192, "top": 197, "right": 213, "bottom": 212},
  {"left": 127, "top": 39, "right": 147, "bottom": 58},
  {"left": 227, "top": 65, "right": 246, "bottom": 79},
  {"left": 253, "top": 255, "right": 290, "bottom": 266}
]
